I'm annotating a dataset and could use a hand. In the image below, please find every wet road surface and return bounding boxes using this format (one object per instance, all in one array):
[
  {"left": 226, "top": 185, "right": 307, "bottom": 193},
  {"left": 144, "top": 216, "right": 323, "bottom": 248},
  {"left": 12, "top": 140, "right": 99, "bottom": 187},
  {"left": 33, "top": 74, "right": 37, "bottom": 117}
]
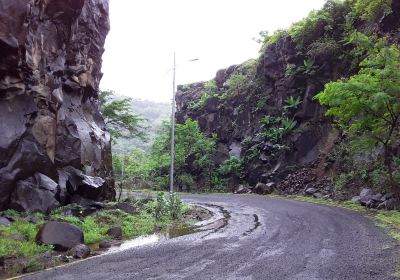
[{"left": 23, "top": 194, "right": 399, "bottom": 280}]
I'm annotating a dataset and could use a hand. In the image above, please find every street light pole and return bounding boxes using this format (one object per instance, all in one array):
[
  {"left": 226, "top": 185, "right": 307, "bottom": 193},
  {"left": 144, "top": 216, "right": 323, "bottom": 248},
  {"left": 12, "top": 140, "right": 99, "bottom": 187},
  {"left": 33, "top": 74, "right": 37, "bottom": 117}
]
[
  {"left": 169, "top": 54, "right": 199, "bottom": 195},
  {"left": 169, "top": 52, "right": 176, "bottom": 195}
]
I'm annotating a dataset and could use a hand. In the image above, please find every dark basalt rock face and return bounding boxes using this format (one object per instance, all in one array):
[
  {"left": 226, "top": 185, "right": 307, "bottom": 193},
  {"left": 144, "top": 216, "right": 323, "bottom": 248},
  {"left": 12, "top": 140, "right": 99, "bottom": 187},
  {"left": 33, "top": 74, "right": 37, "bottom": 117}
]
[
  {"left": 175, "top": 4, "right": 400, "bottom": 196},
  {"left": 176, "top": 37, "right": 341, "bottom": 188},
  {"left": 0, "top": 0, "right": 114, "bottom": 211}
]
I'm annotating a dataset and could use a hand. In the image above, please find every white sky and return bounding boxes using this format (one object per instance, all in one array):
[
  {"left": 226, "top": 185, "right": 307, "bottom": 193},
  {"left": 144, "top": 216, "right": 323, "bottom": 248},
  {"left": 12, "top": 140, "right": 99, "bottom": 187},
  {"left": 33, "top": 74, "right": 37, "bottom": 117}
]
[{"left": 100, "top": 0, "right": 326, "bottom": 102}]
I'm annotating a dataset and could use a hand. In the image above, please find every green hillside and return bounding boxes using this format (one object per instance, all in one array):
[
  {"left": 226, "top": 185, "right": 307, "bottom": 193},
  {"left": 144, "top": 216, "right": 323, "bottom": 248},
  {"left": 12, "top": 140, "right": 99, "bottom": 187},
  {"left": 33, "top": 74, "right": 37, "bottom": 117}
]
[{"left": 111, "top": 97, "right": 171, "bottom": 154}]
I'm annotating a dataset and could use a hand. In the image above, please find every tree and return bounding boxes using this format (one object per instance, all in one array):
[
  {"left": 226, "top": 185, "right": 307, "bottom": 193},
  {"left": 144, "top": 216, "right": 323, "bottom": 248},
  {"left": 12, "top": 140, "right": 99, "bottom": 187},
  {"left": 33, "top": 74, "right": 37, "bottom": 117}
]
[
  {"left": 149, "top": 119, "right": 217, "bottom": 191},
  {"left": 112, "top": 148, "right": 150, "bottom": 180},
  {"left": 315, "top": 43, "right": 400, "bottom": 193},
  {"left": 99, "top": 90, "right": 147, "bottom": 141}
]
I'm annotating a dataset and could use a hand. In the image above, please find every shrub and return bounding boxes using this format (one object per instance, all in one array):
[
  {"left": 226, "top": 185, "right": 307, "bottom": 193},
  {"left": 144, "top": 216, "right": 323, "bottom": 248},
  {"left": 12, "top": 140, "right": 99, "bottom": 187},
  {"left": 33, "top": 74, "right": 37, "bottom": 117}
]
[
  {"left": 150, "top": 192, "right": 184, "bottom": 221},
  {"left": 257, "top": 29, "right": 289, "bottom": 54},
  {"left": 225, "top": 73, "right": 247, "bottom": 95},
  {"left": 307, "top": 37, "right": 341, "bottom": 58},
  {"left": 219, "top": 157, "right": 244, "bottom": 178},
  {"left": 353, "top": 0, "right": 392, "bottom": 22},
  {"left": 188, "top": 80, "right": 218, "bottom": 110},
  {"left": 315, "top": 42, "right": 400, "bottom": 192},
  {"left": 150, "top": 119, "right": 217, "bottom": 192}
]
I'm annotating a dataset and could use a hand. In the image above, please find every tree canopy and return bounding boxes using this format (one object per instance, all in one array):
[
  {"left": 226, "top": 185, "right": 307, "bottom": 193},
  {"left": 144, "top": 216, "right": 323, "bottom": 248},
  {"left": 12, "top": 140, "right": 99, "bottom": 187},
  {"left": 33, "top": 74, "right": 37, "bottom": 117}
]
[
  {"left": 99, "top": 90, "right": 147, "bottom": 141},
  {"left": 315, "top": 40, "right": 400, "bottom": 191},
  {"left": 149, "top": 119, "right": 217, "bottom": 191}
]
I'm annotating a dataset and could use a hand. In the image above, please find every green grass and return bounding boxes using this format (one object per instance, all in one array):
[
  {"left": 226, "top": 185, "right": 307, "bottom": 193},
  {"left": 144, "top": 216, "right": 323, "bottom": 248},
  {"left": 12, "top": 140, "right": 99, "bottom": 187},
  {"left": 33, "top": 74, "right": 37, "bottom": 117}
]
[
  {"left": 0, "top": 195, "right": 189, "bottom": 260},
  {"left": 52, "top": 207, "right": 175, "bottom": 244},
  {"left": 374, "top": 211, "right": 400, "bottom": 240},
  {"left": 0, "top": 217, "right": 52, "bottom": 258},
  {"left": 282, "top": 195, "right": 367, "bottom": 211},
  {"left": 0, "top": 239, "right": 52, "bottom": 258}
]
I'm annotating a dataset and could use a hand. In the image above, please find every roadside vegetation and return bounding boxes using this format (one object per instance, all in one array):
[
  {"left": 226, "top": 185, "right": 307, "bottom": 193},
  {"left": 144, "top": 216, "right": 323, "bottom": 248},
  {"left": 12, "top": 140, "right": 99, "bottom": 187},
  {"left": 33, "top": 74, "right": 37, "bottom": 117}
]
[
  {"left": 111, "top": 0, "right": 399, "bottom": 200},
  {"left": 280, "top": 195, "right": 400, "bottom": 241},
  {"left": 0, "top": 193, "right": 191, "bottom": 276}
]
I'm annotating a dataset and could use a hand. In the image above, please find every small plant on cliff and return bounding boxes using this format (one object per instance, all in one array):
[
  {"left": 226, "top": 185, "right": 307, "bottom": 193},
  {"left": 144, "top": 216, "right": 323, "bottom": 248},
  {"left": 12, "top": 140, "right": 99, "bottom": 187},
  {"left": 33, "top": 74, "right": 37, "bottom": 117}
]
[
  {"left": 219, "top": 157, "right": 244, "bottom": 178},
  {"left": 315, "top": 42, "right": 400, "bottom": 194},
  {"left": 256, "top": 97, "right": 268, "bottom": 111},
  {"left": 255, "top": 29, "right": 289, "bottom": 54},
  {"left": 285, "top": 60, "right": 319, "bottom": 79},
  {"left": 283, "top": 96, "right": 302, "bottom": 112},
  {"left": 225, "top": 73, "right": 247, "bottom": 95},
  {"left": 188, "top": 80, "right": 218, "bottom": 110}
]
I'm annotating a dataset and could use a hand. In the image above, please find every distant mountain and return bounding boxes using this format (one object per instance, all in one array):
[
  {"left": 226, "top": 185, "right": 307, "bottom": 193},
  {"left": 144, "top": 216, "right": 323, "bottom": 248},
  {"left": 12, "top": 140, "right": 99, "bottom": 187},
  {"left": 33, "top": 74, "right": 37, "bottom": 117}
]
[{"left": 112, "top": 97, "right": 171, "bottom": 154}]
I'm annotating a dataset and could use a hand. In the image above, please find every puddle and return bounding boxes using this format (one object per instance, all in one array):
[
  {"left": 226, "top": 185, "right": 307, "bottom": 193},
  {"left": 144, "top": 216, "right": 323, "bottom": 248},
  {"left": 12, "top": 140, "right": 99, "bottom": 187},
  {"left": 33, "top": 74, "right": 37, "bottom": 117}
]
[
  {"left": 94, "top": 204, "right": 230, "bottom": 254},
  {"left": 163, "top": 223, "right": 201, "bottom": 239},
  {"left": 105, "top": 234, "right": 162, "bottom": 254},
  {"left": 103, "top": 221, "right": 202, "bottom": 254}
]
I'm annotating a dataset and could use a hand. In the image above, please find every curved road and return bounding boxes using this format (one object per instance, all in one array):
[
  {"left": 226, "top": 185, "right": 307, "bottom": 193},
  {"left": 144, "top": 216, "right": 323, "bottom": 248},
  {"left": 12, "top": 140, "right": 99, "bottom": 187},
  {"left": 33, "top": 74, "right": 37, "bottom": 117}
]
[{"left": 24, "top": 194, "right": 399, "bottom": 280}]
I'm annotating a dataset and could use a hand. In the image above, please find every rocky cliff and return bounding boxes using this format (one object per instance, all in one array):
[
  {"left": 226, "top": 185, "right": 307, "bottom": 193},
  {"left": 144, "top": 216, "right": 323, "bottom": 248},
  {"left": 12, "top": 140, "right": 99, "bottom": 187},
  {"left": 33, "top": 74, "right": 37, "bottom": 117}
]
[
  {"left": 0, "top": 0, "right": 114, "bottom": 212},
  {"left": 176, "top": 0, "right": 400, "bottom": 199}
]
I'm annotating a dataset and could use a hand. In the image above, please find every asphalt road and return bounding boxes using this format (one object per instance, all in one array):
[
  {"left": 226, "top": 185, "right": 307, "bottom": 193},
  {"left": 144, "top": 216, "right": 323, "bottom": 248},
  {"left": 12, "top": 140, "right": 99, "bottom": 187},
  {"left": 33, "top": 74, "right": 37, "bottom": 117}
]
[{"left": 23, "top": 194, "right": 399, "bottom": 280}]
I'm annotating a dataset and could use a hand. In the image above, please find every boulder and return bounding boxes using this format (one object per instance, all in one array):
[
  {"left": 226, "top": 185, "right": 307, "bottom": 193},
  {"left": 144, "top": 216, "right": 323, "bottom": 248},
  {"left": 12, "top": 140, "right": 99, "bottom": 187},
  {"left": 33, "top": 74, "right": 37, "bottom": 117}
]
[
  {"left": 70, "top": 195, "right": 105, "bottom": 209},
  {"left": 26, "top": 215, "right": 40, "bottom": 224},
  {"left": 36, "top": 221, "right": 84, "bottom": 251},
  {"left": 254, "top": 182, "right": 274, "bottom": 195},
  {"left": 69, "top": 244, "right": 91, "bottom": 259},
  {"left": 359, "top": 195, "right": 374, "bottom": 207},
  {"left": 2, "top": 214, "right": 17, "bottom": 222},
  {"left": 107, "top": 227, "right": 123, "bottom": 239},
  {"left": 60, "top": 167, "right": 109, "bottom": 201},
  {"left": 99, "top": 240, "right": 112, "bottom": 249},
  {"left": 381, "top": 193, "right": 394, "bottom": 201},
  {"left": 377, "top": 199, "right": 399, "bottom": 211},
  {"left": 77, "top": 175, "right": 107, "bottom": 200},
  {"left": 351, "top": 196, "right": 361, "bottom": 203},
  {"left": 360, "top": 188, "right": 374, "bottom": 197},
  {"left": 312, "top": 193, "right": 323, "bottom": 199},
  {"left": 10, "top": 176, "right": 60, "bottom": 213},
  {"left": 114, "top": 203, "right": 137, "bottom": 214},
  {"left": 0, "top": 217, "right": 11, "bottom": 226},
  {"left": 234, "top": 185, "right": 252, "bottom": 194},
  {"left": 371, "top": 193, "right": 383, "bottom": 202},
  {"left": 35, "top": 173, "right": 58, "bottom": 192},
  {"left": 305, "top": 187, "right": 318, "bottom": 195}
]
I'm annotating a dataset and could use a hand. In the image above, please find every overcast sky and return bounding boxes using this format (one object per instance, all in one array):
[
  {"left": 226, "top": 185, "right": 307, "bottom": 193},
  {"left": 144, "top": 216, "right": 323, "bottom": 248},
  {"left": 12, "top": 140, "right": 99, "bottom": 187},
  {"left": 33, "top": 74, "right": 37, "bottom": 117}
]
[{"left": 100, "top": 0, "right": 326, "bottom": 102}]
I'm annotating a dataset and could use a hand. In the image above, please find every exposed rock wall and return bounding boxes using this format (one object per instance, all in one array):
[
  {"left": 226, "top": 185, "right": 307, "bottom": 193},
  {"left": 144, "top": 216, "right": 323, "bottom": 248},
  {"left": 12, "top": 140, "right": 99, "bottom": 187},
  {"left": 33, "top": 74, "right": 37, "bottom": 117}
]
[
  {"left": 175, "top": 1, "right": 400, "bottom": 195},
  {"left": 0, "top": 0, "right": 114, "bottom": 212},
  {"left": 176, "top": 38, "right": 340, "bottom": 188}
]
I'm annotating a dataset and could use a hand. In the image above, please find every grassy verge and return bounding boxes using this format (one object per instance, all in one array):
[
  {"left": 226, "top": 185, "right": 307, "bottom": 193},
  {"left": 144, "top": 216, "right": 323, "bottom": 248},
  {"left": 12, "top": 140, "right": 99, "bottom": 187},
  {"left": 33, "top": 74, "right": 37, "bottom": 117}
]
[
  {"left": 279, "top": 194, "right": 400, "bottom": 241},
  {"left": 0, "top": 194, "right": 192, "bottom": 276},
  {"left": 0, "top": 211, "right": 50, "bottom": 258}
]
